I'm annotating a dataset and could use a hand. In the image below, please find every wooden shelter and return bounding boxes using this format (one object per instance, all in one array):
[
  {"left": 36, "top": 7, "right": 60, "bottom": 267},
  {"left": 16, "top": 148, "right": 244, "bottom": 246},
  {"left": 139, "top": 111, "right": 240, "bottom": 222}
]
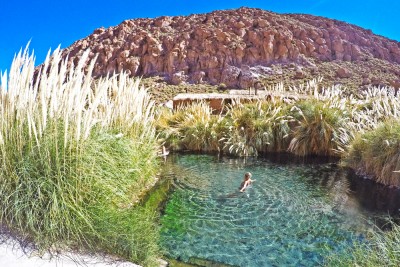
[
  {"left": 173, "top": 90, "right": 306, "bottom": 113},
  {"left": 173, "top": 93, "right": 261, "bottom": 113}
]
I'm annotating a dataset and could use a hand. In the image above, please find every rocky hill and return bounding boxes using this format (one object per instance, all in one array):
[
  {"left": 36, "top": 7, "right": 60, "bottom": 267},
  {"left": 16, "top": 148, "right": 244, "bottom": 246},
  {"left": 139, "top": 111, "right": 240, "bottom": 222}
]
[{"left": 62, "top": 7, "right": 400, "bottom": 97}]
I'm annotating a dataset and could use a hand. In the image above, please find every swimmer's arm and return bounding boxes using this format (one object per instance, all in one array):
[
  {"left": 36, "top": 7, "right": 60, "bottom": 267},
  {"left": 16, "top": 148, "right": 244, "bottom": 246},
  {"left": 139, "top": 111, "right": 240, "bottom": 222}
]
[
  {"left": 239, "top": 181, "right": 250, "bottom": 192},
  {"left": 239, "top": 184, "right": 246, "bottom": 192}
]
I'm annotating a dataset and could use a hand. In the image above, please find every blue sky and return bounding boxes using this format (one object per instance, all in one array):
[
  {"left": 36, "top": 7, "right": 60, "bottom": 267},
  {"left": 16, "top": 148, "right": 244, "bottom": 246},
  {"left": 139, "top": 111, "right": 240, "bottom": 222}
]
[{"left": 1, "top": 0, "right": 399, "bottom": 72}]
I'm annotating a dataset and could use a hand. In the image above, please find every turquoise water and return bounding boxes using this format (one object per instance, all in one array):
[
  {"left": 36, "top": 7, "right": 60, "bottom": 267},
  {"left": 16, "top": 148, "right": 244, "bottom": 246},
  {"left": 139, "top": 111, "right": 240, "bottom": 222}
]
[{"left": 160, "top": 154, "right": 399, "bottom": 266}]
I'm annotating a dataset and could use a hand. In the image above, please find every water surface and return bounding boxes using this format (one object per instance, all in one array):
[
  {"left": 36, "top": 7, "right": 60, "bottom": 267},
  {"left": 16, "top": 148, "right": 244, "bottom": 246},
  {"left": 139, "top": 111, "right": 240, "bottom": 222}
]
[{"left": 160, "top": 154, "right": 400, "bottom": 266}]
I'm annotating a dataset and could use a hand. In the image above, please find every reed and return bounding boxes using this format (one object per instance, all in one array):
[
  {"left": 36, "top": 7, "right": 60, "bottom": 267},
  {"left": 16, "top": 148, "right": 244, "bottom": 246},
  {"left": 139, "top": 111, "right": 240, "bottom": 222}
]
[
  {"left": 223, "top": 99, "right": 293, "bottom": 156},
  {"left": 156, "top": 78, "right": 400, "bottom": 159},
  {"left": 0, "top": 46, "right": 160, "bottom": 266}
]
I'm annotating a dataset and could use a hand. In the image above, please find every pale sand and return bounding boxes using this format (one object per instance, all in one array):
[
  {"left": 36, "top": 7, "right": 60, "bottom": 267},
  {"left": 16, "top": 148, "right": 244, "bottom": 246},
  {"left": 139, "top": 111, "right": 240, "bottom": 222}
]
[{"left": 0, "top": 239, "right": 141, "bottom": 267}]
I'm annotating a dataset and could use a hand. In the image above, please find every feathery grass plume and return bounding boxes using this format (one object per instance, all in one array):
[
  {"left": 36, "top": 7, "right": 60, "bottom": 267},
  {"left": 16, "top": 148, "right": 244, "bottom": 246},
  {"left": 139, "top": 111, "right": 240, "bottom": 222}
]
[
  {"left": 155, "top": 106, "right": 184, "bottom": 150},
  {"left": 259, "top": 99, "right": 294, "bottom": 153},
  {"left": 224, "top": 101, "right": 258, "bottom": 156},
  {"left": 155, "top": 76, "right": 400, "bottom": 160},
  {"left": 353, "top": 86, "right": 400, "bottom": 130},
  {"left": 97, "top": 74, "right": 156, "bottom": 138},
  {"left": 344, "top": 120, "right": 400, "bottom": 187},
  {"left": 0, "top": 45, "right": 160, "bottom": 265}
]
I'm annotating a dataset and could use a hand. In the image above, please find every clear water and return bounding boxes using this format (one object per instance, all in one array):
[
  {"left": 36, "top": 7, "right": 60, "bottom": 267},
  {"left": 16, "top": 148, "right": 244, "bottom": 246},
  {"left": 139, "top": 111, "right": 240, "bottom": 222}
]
[{"left": 160, "top": 154, "right": 400, "bottom": 267}]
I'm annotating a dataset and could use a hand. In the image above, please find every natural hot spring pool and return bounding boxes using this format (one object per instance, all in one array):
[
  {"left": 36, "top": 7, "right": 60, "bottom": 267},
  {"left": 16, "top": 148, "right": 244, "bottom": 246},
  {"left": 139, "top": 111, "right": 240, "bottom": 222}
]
[{"left": 159, "top": 154, "right": 400, "bottom": 266}]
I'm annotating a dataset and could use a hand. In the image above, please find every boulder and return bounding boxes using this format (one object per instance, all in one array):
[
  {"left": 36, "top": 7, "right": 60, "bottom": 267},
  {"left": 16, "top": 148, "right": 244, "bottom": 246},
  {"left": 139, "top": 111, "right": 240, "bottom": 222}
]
[
  {"left": 336, "top": 67, "right": 352, "bottom": 78},
  {"left": 171, "top": 71, "right": 188, "bottom": 85}
]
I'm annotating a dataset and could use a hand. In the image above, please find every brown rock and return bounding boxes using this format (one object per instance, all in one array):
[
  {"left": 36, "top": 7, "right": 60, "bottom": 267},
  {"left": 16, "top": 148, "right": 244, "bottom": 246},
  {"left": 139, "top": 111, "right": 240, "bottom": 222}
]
[
  {"left": 221, "top": 66, "right": 241, "bottom": 87},
  {"left": 336, "top": 67, "right": 352, "bottom": 78},
  {"left": 389, "top": 79, "right": 400, "bottom": 88},
  {"left": 191, "top": 71, "right": 206, "bottom": 84},
  {"left": 171, "top": 71, "right": 188, "bottom": 85},
  {"left": 59, "top": 7, "right": 400, "bottom": 89},
  {"left": 294, "top": 68, "right": 306, "bottom": 79},
  {"left": 316, "top": 37, "right": 326, "bottom": 45}
]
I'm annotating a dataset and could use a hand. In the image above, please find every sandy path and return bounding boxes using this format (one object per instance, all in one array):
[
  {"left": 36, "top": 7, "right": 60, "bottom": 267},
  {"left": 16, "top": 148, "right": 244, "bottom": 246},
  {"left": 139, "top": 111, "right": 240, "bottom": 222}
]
[{"left": 0, "top": 239, "right": 141, "bottom": 267}]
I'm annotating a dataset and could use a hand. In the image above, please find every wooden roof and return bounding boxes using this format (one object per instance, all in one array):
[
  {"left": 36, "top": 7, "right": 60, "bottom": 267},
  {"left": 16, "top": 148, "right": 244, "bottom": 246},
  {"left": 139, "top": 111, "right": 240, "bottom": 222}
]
[{"left": 173, "top": 93, "right": 263, "bottom": 101}]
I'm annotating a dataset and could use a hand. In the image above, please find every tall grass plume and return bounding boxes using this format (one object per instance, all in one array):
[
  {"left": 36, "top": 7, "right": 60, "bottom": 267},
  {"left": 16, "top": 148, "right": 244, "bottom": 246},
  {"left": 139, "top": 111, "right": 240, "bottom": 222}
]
[{"left": 0, "top": 46, "right": 160, "bottom": 266}]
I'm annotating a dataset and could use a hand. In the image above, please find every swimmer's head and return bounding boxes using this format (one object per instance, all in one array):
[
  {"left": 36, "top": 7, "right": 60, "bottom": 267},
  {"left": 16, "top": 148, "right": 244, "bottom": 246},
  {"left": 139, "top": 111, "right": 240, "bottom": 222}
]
[{"left": 244, "top": 172, "right": 252, "bottom": 180}]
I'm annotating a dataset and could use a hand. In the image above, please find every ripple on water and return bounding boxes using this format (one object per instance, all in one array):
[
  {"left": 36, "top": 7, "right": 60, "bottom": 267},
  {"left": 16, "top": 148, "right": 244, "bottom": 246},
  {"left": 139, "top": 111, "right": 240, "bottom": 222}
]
[{"left": 160, "top": 154, "right": 387, "bottom": 267}]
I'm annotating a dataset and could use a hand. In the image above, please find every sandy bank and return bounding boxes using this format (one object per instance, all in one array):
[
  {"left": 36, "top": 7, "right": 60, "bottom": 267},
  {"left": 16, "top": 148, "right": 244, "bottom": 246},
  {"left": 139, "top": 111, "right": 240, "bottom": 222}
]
[{"left": 0, "top": 238, "right": 141, "bottom": 267}]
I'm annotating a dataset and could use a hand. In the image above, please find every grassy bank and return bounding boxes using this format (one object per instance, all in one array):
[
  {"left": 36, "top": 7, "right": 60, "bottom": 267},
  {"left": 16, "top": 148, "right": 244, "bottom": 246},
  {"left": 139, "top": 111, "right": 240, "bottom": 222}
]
[
  {"left": 156, "top": 81, "right": 356, "bottom": 158},
  {"left": 156, "top": 81, "right": 400, "bottom": 181},
  {"left": 344, "top": 120, "right": 400, "bottom": 187},
  {"left": 0, "top": 47, "right": 160, "bottom": 266},
  {"left": 326, "top": 223, "right": 400, "bottom": 266}
]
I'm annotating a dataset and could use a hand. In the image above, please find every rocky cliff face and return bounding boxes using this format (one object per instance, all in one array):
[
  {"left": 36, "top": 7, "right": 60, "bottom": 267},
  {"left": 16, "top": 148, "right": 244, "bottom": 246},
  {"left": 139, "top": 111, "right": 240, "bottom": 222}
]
[{"left": 62, "top": 7, "right": 400, "bottom": 89}]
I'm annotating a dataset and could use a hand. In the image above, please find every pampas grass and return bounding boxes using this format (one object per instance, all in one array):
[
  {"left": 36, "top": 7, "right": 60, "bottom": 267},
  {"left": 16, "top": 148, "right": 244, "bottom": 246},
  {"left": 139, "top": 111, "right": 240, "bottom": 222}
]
[
  {"left": 156, "top": 77, "right": 400, "bottom": 160},
  {"left": 156, "top": 102, "right": 227, "bottom": 152},
  {"left": 224, "top": 100, "right": 293, "bottom": 156},
  {"left": 0, "top": 45, "right": 160, "bottom": 266}
]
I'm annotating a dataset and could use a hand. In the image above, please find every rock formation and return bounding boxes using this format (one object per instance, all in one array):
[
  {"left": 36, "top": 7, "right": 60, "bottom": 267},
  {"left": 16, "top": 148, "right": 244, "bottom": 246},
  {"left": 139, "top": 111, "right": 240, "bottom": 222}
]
[{"left": 62, "top": 7, "right": 400, "bottom": 89}]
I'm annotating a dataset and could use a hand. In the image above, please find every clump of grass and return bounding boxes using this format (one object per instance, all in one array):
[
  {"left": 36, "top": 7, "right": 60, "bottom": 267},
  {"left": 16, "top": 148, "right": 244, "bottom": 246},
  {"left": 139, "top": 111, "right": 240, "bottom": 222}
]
[
  {"left": 344, "top": 120, "right": 400, "bottom": 187},
  {"left": 224, "top": 99, "right": 293, "bottom": 156},
  {"left": 326, "top": 223, "right": 400, "bottom": 266},
  {"left": 155, "top": 75, "right": 400, "bottom": 187},
  {"left": 156, "top": 102, "right": 227, "bottom": 152},
  {"left": 0, "top": 46, "right": 160, "bottom": 266},
  {"left": 288, "top": 99, "right": 351, "bottom": 157}
]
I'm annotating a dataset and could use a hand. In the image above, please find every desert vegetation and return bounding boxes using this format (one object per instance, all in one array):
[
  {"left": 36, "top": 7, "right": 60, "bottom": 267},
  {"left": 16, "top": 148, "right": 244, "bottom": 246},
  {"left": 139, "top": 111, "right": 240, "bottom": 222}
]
[
  {"left": 2, "top": 44, "right": 400, "bottom": 267},
  {"left": 156, "top": 79, "right": 400, "bottom": 185},
  {"left": 326, "top": 223, "right": 400, "bottom": 266},
  {"left": 0, "top": 47, "right": 160, "bottom": 266}
]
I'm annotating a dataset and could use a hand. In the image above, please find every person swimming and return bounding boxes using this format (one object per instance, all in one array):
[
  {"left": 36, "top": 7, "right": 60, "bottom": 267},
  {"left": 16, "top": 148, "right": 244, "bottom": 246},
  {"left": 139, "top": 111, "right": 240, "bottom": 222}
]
[
  {"left": 239, "top": 172, "right": 255, "bottom": 192},
  {"left": 217, "top": 172, "right": 256, "bottom": 200}
]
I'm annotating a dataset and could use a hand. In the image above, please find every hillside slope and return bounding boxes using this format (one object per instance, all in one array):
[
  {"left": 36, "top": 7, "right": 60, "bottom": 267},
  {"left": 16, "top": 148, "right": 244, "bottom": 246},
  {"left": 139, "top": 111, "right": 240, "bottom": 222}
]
[{"left": 62, "top": 7, "right": 400, "bottom": 96}]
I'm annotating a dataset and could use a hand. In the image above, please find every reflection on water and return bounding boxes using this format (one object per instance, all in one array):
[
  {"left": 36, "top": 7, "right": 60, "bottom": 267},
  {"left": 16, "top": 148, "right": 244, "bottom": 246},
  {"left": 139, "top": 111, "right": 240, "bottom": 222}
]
[{"left": 160, "top": 153, "right": 400, "bottom": 267}]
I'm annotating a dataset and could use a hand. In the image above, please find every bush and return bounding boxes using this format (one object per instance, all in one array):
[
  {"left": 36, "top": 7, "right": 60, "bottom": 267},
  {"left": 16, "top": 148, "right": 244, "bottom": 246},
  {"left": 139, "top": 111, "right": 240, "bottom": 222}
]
[
  {"left": 288, "top": 100, "right": 350, "bottom": 157},
  {"left": 224, "top": 100, "right": 293, "bottom": 156},
  {"left": 344, "top": 120, "right": 400, "bottom": 187},
  {"left": 326, "top": 223, "right": 400, "bottom": 266},
  {"left": 156, "top": 102, "right": 227, "bottom": 152}
]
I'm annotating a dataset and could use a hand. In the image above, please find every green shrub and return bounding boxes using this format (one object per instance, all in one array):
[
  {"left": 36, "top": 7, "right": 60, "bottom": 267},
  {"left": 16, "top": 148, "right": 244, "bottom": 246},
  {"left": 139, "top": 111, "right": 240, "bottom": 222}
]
[
  {"left": 326, "top": 223, "right": 400, "bottom": 267},
  {"left": 344, "top": 120, "right": 400, "bottom": 187},
  {"left": 156, "top": 102, "right": 227, "bottom": 152},
  {"left": 288, "top": 100, "right": 350, "bottom": 156},
  {"left": 224, "top": 100, "right": 293, "bottom": 156}
]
